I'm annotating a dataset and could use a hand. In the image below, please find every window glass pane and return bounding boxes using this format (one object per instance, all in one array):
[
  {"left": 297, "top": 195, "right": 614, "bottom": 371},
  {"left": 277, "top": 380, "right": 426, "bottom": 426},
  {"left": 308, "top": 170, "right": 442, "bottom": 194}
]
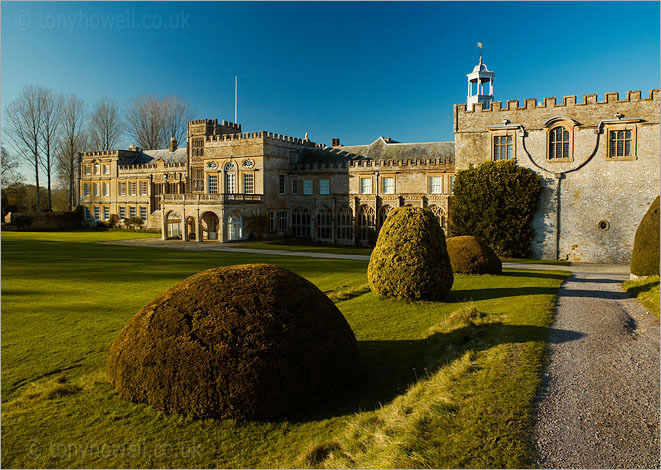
[
  {"left": 208, "top": 175, "right": 218, "bottom": 194},
  {"left": 617, "top": 130, "right": 624, "bottom": 139},
  {"left": 625, "top": 140, "right": 631, "bottom": 156},
  {"left": 625, "top": 130, "right": 631, "bottom": 139},
  {"left": 360, "top": 178, "right": 371, "bottom": 194},
  {"left": 225, "top": 173, "right": 235, "bottom": 193},
  {"left": 430, "top": 176, "right": 442, "bottom": 194},
  {"left": 319, "top": 179, "right": 330, "bottom": 195},
  {"left": 243, "top": 174, "right": 254, "bottom": 194},
  {"left": 304, "top": 180, "right": 313, "bottom": 195},
  {"left": 562, "top": 142, "right": 569, "bottom": 158},
  {"left": 383, "top": 177, "right": 394, "bottom": 194}
]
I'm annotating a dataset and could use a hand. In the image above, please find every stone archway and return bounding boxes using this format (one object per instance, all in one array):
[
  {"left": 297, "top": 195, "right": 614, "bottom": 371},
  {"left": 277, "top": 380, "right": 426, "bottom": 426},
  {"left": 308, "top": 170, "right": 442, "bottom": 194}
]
[
  {"left": 166, "top": 210, "right": 182, "bottom": 240},
  {"left": 185, "top": 216, "right": 196, "bottom": 241},
  {"left": 201, "top": 211, "right": 220, "bottom": 241}
]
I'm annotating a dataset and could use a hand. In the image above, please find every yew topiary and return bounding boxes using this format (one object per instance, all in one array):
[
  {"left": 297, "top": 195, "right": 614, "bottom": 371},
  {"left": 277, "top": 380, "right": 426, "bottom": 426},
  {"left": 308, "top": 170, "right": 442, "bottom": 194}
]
[
  {"left": 106, "top": 264, "right": 360, "bottom": 420},
  {"left": 367, "top": 207, "right": 453, "bottom": 300},
  {"left": 446, "top": 235, "right": 502, "bottom": 274},
  {"left": 631, "top": 196, "right": 660, "bottom": 277}
]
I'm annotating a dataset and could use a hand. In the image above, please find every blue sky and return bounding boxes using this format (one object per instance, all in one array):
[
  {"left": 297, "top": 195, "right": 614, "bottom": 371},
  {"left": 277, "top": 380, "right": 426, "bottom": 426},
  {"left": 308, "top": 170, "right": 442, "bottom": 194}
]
[{"left": 2, "top": 1, "right": 659, "bottom": 150}]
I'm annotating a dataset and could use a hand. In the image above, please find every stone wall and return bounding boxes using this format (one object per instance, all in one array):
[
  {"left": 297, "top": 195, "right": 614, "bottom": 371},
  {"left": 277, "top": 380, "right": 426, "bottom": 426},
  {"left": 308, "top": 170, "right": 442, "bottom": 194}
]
[{"left": 454, "top": 90, "right": 661, "bottom": 263}]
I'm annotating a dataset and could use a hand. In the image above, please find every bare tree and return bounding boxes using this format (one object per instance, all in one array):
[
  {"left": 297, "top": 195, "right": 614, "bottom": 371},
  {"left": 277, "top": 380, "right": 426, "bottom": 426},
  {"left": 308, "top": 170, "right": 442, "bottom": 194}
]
[
  {"left": 126, "top": 94, "right": 167, "bottom": 149},
  {"left": 163, "top": 95, "right": 192, "bottom": 146},
  {"left": 57, "top": 93, "right": 87, "bottom": 210},
  {"left": 39, "top": 88, "right": 63, "bottom": 210},
  {"left": 1, "top": 146, "right": 24, "bottom": 187},
  {"left": 126, "top": 94, "right": 193, "bottom": 150},
  {"left": 5, "top": 85, "right": 44, "bottom": 212},
  {"left": 89, "top": 97, "right": 123, "bottom": 150}
]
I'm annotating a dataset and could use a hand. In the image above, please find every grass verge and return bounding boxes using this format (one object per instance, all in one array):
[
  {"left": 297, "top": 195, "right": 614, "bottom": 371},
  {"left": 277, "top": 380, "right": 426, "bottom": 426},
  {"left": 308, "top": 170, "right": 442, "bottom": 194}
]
[
  {"left": 623, "top": 275, "right": 660, "bottom": 318},
  {"left": 231, "top": 238, "right": 372, "bottom": 256},
  {"left": 2, "top": 232, "right": 569, "bottom": 468},
  {"left": 502, "top": 258, "right": 572, "bottom": 266}
]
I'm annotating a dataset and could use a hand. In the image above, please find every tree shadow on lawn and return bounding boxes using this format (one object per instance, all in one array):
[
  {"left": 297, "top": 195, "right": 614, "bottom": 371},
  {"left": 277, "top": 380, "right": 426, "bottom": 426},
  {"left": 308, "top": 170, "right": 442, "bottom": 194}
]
[
  {"left": 449, "top": 286, "right": 560, "bottom": 302},
  {"left": 500, "top": 270, "right": 569, "bottom": 281},
  {"left": 288, "top": 322, "right": 584, "bottom": 423}
]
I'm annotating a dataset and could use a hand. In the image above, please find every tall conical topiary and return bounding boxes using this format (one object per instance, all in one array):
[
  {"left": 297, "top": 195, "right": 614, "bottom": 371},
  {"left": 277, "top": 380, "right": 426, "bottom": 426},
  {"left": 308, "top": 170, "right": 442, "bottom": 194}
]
[
  {"left": 368, "top": 207, "right": 454, "bottom": 300},
  {"left": 631, "top": 196, "right": 660, "bottom": 277}
]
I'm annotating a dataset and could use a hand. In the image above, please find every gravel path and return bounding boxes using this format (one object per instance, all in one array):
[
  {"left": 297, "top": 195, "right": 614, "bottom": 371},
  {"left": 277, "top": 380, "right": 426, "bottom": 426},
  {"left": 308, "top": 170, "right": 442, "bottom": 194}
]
[{"left": 533, "top": 270, "right": 660, "bottom": 469}]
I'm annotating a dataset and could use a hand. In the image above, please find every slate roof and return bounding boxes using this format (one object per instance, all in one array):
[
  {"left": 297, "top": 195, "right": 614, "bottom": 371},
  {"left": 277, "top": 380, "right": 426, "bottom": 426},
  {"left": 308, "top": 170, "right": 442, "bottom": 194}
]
[
  {"left": 295, "top": 137, "right": 454, "bottom": 165},
  {"left": 129, "top": 148, "right": 188, "bottom": 165}
]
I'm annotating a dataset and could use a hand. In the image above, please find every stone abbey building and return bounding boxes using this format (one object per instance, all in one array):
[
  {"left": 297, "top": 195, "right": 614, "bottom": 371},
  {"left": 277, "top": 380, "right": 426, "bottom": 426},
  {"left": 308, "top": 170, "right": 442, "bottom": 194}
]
[{"left": 79, "top": 59, "right": 660, "bottom": 263}]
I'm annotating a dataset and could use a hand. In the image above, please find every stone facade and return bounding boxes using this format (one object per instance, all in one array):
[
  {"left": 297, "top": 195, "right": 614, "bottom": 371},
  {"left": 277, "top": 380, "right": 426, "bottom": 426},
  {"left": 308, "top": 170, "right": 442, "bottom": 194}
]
[
  {"left": 454, "top": 89, "right": 661, "bottom": 263},
  {"left": 78, "top": 77, "right": 660, "bottom": 262},
  {"left": 79, "top": 122, "right": 455, "bottom": 245}
]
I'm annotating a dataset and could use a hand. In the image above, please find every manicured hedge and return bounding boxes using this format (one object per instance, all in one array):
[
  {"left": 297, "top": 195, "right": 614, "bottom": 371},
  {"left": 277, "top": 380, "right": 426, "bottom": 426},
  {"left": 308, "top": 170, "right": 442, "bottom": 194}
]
[
  {"left": 631, "top": 196, "right": 660, "bottom": 277},
  {"left": 368, "top": 207, "right": 453, "bottom": 300},
  {"left": 446, "top": 235, "right": 502, "bottom": 274},
  {"left": 106, "top": 264, "right": 360, "bottom": 419},
  {"left": 449, "top": 161, "right": 542, "bottom": 258}
]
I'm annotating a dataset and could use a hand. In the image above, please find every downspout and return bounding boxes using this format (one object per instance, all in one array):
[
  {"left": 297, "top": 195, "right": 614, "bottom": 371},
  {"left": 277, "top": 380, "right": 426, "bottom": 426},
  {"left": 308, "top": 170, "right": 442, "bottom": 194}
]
[
  {"left": 516, "top": 121, "right": 607, "bottom": 260},
  {"left": 554, "top": 172, "right": 563, "bottom": 261}
]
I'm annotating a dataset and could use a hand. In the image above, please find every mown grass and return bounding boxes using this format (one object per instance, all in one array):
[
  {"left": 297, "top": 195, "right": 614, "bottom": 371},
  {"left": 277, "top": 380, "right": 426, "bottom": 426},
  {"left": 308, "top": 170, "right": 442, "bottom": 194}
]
[
  {"left": 1, "top": 231, "right": 570, "bottom": 468},
  {"left": 232, "top": 238, "right": 372, "bottom": 256},
  {"left": 623, "top": 275, "right": 660, "bottom": 318}
]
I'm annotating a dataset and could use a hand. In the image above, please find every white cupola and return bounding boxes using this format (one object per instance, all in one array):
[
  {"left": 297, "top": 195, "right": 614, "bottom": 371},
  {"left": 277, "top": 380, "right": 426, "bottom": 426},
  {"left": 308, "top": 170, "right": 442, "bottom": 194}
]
[{"left": 466, "top": 51, "right": 495, "bottom": 111}]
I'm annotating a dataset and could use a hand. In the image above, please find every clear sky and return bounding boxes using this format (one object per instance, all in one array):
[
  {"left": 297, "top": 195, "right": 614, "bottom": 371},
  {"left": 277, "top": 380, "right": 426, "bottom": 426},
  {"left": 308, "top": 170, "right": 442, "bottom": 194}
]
[{"left": 2, "top": 1, "right": 659, "bottom": 150}]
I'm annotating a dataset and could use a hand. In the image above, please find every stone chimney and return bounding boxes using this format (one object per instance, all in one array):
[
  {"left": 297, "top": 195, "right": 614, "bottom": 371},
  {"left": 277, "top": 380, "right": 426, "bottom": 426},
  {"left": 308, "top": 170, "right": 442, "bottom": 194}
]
[
  {"left": 331, "top": 138, "right": 341, "bottom": 147},
  {"left": 169, "top": 136, "right": 178, "bottom": 152}
]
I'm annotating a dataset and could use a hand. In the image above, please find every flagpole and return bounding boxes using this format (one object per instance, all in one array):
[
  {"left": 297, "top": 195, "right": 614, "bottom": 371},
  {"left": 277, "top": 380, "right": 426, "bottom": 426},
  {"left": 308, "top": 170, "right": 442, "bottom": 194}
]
[{"left": 234, "top": 75, "right": 238, "bottom": 123}]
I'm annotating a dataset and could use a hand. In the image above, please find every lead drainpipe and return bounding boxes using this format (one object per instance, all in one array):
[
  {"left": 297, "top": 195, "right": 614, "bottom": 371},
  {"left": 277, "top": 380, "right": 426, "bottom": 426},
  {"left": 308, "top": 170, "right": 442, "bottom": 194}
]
[
  {"left": 554, "top": 172, "right": 563, "bottom": 261},
  {"left": 516, "top": 120, "right": 608, "bottom": 261}
]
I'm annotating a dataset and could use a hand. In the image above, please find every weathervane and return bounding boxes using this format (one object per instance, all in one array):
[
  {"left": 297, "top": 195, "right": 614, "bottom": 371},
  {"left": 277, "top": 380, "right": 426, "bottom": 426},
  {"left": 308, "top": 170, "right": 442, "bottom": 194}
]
[{"left": 477, "top": 42, "right": 483, "bottom": 62}]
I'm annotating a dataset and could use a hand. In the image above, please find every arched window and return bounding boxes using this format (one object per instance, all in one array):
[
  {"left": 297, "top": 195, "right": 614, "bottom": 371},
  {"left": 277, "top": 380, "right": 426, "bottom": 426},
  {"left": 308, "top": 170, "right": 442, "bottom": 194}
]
[
  {"left": 316, "top": 205, "right": 332, "bottom": 240},
  {"left": 292, "top": 207, "right": 311, "bottom": 238},
  {"left": 427, "top": 205, "right": 447, "bottom": 230},
  {"left": 227, "top": 213, "right": 242, "bottom": 241},
  {"left": 378, "top": 205, "right": 393, "bottom": 228},
  {"left": 358, "top": 205, "right": 376, "bottom": 242},
  {"left": 549, "top": 127, "right": 570, "bottom": 159},
  {"left": 336, "top": 205, "right": 353, "bottom": 241}
]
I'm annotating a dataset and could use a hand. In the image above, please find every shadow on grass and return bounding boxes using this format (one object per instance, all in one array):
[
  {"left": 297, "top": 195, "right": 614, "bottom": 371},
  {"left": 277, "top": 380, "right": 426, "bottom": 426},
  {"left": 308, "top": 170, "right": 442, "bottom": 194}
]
[
  {"left": 500, "top": 271, "right": 569, "bottom": 281},
  {"left": 449, "top": 287, "right": 559, "bottom": 302},
  {"left": 288, "top": 323, "right": 584, "bottom": 423}
]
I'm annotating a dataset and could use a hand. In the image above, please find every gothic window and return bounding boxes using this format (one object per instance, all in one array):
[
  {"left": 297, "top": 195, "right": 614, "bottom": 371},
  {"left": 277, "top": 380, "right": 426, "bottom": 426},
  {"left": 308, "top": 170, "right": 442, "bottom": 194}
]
[
  {"left": 378, "top": 205, "right": 393, "bottom": 228},
  {"left": 549, "top": 127, "right": 571, "bottom": 159},
  {"left": 358, "top": 205, "right": 376, "bottom": 242},
  {"left": 336, "top": 205, "right": 353, "bottom": 241},
  {"left": 428, "top": 205, "right": 447, "bottom": 230},
  {"left": 316, "top": 205, "right": 332, "bottom": 240},
  {"left": 493, "top": 135, "right": 513, "bottom": 160},
  {"left": 292, "top": 207, "right": 311, "bottom": 238}
]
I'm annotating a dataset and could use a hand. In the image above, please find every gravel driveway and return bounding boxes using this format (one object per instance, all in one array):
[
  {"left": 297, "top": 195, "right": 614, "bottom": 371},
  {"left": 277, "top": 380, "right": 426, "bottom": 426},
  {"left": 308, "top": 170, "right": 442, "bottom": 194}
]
[{"left": 533, "top": 270, "right": 660, "bottom": 468}]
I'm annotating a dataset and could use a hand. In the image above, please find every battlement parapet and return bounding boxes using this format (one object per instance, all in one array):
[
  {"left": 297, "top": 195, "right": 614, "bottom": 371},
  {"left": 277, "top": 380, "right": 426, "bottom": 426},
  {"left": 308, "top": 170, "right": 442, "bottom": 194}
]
[
  {"left": 456, "top": 89, "right": 660, "bottom": 114},
  {"left": 81, "top": 150, "right": 120, "bottom": 158},
  {"left": 118, "top": 161, "right": 187, "bottom": 171},
  {"left": 204, "top": 130, "right": 325, "bottom": 148},
  {"left": 290, "top": 162, "right": 349, "bottom": 171},
  {"left": 348, "top": 157, "right": 454, "bottom": 168}
]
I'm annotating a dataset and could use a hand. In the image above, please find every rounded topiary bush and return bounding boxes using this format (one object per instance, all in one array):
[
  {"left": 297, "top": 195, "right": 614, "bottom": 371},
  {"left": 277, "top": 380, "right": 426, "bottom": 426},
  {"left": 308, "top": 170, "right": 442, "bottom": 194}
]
[
  {"left": 368, "top": 207, "right": 453, "bottom": 300},
  {"left": 106, "top": 264, "right": 360, "bottom": 419},
  {"left": 446, "top": 235, "right": 502, "bottom": 274},
  {"left": 631, "top": 196, "right": 660, "bottom": 277}
]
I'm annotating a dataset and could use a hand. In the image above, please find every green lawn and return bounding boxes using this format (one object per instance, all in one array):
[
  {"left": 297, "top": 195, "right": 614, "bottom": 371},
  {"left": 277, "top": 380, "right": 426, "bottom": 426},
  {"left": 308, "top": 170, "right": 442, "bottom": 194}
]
[
  {"left": 1, "top": 232, "right": 570, "bottom": 468},
  {"left": 623, "top": 275, "right": 660, "bottom": 318},
  {"left": 502, "top": 258, "right": 572, "bottom": 266},
  {"left": 234, "top": 238, "right": 373, "bottom": 256}
]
